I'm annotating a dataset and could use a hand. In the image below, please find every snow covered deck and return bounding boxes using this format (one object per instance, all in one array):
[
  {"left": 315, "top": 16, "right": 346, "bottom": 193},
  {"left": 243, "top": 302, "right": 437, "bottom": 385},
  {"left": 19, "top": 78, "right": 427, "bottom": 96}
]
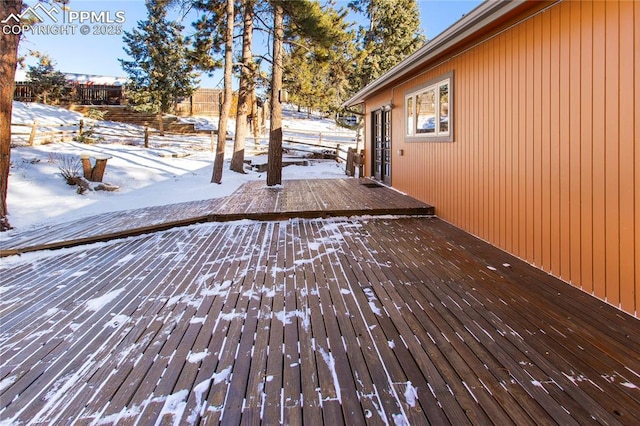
[
  {"left": 0, "top": 178, "right": 433, "bottom": 256},
  {"left": 1, "top": 216, "right": 639, "bottom": 424}
]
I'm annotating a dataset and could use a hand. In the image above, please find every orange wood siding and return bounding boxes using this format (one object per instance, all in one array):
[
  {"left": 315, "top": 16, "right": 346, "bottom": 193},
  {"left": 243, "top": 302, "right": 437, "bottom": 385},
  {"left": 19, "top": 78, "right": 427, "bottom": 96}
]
[{"left": 363, "top": 0, "right": 638, "bottom": 317}]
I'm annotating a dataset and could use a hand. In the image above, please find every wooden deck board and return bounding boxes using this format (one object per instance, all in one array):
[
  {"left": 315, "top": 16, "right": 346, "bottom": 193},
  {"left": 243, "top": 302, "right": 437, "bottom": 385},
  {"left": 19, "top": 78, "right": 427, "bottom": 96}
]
[
  {"left": 0, "top": 179, "right": 433, "bottom": 256},
  {"left": 2, "top": 216, "right": 640, "bottom": 425}
]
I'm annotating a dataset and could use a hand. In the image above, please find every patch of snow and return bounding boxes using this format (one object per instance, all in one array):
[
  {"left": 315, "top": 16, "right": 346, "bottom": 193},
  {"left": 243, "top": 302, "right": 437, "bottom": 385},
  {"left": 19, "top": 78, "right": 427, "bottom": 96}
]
[
  {"left": 116, "top": 253, "right": 136, "bottom": 264},
  {"left": 105, "top": 314, "right": 130, "bottom": 329},
  {"left": 404, "top": 382, "right": 418, "bottom": 407},
  {"left": 392, "top": 413, "right": 410, "bottom": 426},
  {"left": 187, "top": 350, "right": 209, "bottom": 364},
  {"left": 157, "top": 389, "right": 189, "bottom": 426},
  {"left": 201, "top": 280, "right": 233, "bottom": 297},
  {"left": 45, "top": 307, "right": 60, "bottom": 316},
  {"left": 0, "top": 375, "right": 16, "bottom": 392},
  {"left": 317, "top": 347, "right": 341, "bottom": 403},
  {"left": 213, "top": 366, "right": 232, "bottom": 385},
  {"left": 363, "top": 287, "right": 382, "bottom": 316},
  {"left": 187, "top": 379, "right": 211, "bottom": 424},
  {"left": 274, "top": 309, "right": 310, "bottom": 330},
  {"left": 85, "top": 288, "right": 125, "bottom": 311}
]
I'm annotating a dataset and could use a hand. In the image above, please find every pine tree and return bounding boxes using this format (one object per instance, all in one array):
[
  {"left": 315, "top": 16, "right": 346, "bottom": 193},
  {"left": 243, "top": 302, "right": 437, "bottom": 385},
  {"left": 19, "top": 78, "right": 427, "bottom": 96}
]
[
  {"left": 267, "top": 0, "right": 349, "bottom": 185},
  {"left": 120, "top": 0, "right": 198, "bottom": 134},
  {"left": 230, "top": 0, "right": 256, "bottom": 174},
  {"left": 0, "top": 0, "right": 23, "bottom": 231},
  {"left": 350, "top": 0, "right": 425, "bottom": 89},
  {"left": 266, "top": 0, "right": 284, "bottom": 186},
  {"left": 208, "top": 0, "right": 234, "bottom": 184},
  {"left": 283, "top": 4, "right": 354, "bottom": 117},
  {"left": 26, "top": 55, "right": 67, "bottom": 105}
]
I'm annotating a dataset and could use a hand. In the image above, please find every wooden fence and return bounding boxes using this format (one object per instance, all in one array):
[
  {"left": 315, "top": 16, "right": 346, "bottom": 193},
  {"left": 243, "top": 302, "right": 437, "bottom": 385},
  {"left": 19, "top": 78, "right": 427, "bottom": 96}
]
[
  {"left": 10, "top": 120, "right": 359, "bottom": 173},
  {"left": 14, "top": 82, "right": 123, "bottom": 105}
]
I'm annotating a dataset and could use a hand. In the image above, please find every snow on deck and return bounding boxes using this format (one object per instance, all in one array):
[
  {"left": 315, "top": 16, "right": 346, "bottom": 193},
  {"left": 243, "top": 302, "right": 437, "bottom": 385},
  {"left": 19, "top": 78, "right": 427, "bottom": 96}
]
[{"left": 1, "top": 217, "right": 639, "bottom": 424}]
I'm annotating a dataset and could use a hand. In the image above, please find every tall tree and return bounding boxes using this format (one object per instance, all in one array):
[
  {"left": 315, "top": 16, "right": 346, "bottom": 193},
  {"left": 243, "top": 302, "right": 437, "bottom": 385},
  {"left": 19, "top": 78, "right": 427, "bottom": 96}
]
[
  {"left": 189, "top": 0, "right": 229, "bottom": 182},
  {"left": 120, "top": 0, "right": 198, "bottom": 135},
  {"left": 26, "top": 55, "right": 67, "bottom": 104},
  {"left": 267, "top": 0, "right": 348, "bottom": 185},
  {"left": 350, "top": 0, "right": 425, "bottom": 89},
  {"left": 266, "top": 1, "right": 284, "bottom": 186},
  {"left": 230, "top": 0, "right": 256, "bottom": 174},
  {"left": 210, "top": 0, "right": 234, "bottom": 183},
  {"left": 0, "top": 0, "right": 23, "bottom": 231}
]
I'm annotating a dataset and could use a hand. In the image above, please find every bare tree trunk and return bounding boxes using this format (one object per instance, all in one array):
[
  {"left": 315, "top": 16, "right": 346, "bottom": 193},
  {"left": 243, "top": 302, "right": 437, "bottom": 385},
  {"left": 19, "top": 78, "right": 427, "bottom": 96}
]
[
  {"left": 211, "top": 0, "right": 235, "bottom": 184},
  {"left": 230, "top": 0, "right": 254, "bottom": 174},
  {"left": 251, "top": 91, "right": 259, "bottom": 147},
  {"left": 0, "top": 0, "right": 23, "bottom": 231},
  {"left": 157, "top": 111, "right": 164, "bottom": 136},
  {"left": 267, "top": 2, "right": 284, "bottom": 186}
]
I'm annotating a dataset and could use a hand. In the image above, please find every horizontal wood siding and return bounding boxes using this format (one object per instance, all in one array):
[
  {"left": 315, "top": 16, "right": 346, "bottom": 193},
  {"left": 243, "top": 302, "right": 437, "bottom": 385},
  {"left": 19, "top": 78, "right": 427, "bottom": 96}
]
[{"left": 367, "top": 0, "right": 638, "bottom": 317}]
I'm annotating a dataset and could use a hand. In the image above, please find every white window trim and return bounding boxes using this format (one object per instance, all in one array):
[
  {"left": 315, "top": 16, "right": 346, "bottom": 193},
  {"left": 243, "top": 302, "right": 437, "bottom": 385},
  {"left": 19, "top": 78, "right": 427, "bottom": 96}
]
[{"left": 405, "top": 71, "right": 454, "bottom": 142}]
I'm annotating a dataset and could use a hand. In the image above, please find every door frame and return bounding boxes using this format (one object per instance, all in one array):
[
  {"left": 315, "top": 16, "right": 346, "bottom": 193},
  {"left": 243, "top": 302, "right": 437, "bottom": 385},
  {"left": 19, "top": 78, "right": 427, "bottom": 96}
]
[{"left": 371, "top": 106, "right": 392, "bottom": 185}]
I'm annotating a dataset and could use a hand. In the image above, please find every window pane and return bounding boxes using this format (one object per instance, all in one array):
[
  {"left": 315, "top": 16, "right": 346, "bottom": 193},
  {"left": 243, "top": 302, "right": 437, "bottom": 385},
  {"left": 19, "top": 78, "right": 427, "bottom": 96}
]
[
  {"left": 406, "top": 97, "right": 413, "bottom": 135},
  {"left": 416, "top": 88, "right": 436, "bottom": 134},
  {"left": 439, "top": 83, "right": 449, "bottom": 133}
]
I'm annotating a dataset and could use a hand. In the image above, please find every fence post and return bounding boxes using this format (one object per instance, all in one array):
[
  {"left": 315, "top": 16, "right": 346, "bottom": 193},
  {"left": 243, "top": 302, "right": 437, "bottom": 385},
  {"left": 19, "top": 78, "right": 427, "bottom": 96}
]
[
  {"left": 336, "top": 143, "right": 340, "bottom": 162},
  {"left": 144, "top": 127, "right": 149, "bottom": 148},
  {"left": 358, "top": 150, "right": 365, "bottom": 177},
  {"left": 29, "top": 120, "right": 37, "bottom": 146},
  {"left": 79, "top": 119, "right": 84, "bottom": 138},
  {"left": 346, "top": 147, "right": 356, "bottom": 176}
]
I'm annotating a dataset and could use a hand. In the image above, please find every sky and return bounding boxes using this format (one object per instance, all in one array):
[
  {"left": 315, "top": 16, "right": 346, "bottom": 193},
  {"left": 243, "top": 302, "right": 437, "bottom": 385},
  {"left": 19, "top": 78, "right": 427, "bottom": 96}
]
[{"left": 13, "top": 0, "right": 482, "bottom": 88}]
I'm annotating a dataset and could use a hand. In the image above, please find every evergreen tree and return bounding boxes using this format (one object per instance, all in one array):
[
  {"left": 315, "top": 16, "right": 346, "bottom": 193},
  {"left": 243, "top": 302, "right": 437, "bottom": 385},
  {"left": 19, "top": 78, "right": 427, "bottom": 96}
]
[
  {"left": 267, "top": 0, "right": 349, "bottom": 185},
  {"left": 119, "top": 0, "right": 198, "bottom": 134},
  {"left": 350, "top": 0, "right": 425, "bottom": 89},
  {"left": 189, "top": 0, "right": 225, "bottom": 76},
  {"left": 283, "top": 4, "right": 354, "bottom": 117},
  {"left": 230, "top": 0, "right": 256, "bottom": 174},
  {"left": 26, "top": 55, "right": 67, "bottom": 104},
  {"left": 266, "top": 0, "right": 284, "bottom": 186},
  {"left": 206, "top": 0, "right": 234, "bottom": 184}
]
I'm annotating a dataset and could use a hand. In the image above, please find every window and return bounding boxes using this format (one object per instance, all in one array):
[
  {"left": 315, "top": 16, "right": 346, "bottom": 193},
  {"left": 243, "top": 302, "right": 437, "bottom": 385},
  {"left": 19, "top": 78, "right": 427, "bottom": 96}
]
[{"left": 405, "top": 72, "right": 452, "bottom": 141}]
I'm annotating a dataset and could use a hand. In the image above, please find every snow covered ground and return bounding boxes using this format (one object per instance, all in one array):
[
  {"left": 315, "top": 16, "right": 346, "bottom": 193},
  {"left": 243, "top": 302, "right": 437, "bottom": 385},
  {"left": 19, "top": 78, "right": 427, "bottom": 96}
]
[{"left": 6, "top": 102, "right": 355, "bottom": 232}]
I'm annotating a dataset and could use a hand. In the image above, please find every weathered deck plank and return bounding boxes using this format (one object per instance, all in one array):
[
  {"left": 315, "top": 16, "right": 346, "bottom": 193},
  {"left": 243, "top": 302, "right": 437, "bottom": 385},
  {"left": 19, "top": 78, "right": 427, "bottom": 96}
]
[{"left": 2, "top": 217, "right": 639, "bottom": 425}]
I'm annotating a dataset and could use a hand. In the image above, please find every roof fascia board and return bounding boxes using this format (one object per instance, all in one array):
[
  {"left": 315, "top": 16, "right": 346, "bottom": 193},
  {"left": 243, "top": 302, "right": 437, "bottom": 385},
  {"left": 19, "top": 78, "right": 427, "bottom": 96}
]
[{"left": 343, "top": 0, "right": 528, "bottom": 107}]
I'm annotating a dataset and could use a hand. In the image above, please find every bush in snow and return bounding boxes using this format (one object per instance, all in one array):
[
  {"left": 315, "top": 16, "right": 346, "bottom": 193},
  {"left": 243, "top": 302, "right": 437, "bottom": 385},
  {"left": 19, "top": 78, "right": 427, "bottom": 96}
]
[{"left": 50, "top": 154, "right": 82, "bottom": 185}]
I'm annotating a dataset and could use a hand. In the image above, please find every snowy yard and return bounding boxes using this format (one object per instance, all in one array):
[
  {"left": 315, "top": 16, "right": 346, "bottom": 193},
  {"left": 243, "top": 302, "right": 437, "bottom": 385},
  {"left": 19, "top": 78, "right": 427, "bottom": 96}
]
[{"left": 6, "top": 102, "right": 353, "bottom": 231}]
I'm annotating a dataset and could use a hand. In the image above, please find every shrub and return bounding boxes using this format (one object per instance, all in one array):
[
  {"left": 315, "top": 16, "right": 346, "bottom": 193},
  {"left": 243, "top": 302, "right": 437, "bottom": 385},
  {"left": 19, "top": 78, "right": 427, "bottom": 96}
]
[
  {"left": 86, "top": 109, "right": 107, "bottom": 121},
  {"left": 52, "top": 154, "right": 82, "bottom": 185}
]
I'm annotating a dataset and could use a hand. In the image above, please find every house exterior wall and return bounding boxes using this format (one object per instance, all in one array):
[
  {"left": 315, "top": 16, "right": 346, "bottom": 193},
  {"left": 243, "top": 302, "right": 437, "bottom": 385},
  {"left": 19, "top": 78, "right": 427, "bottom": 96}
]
[{"left": 363, "top": 0, "right": 639, "bottom": 317}]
